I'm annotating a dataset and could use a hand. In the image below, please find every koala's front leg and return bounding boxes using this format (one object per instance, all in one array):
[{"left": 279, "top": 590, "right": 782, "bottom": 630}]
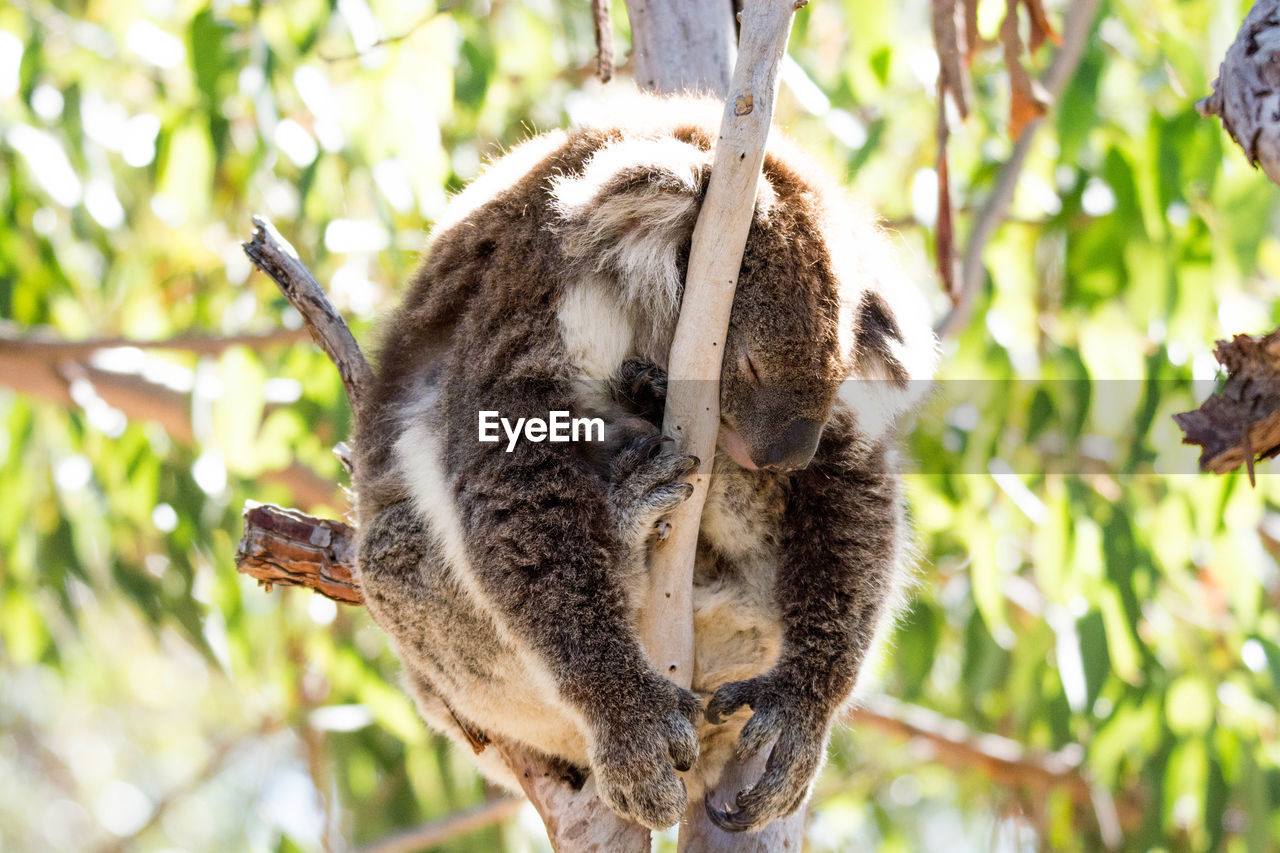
[
  {"left": 704, "top": 408, "right": 903, "bottom": 832},
  {"left": 442, "top": 378, "right": 700, "bottom": 830}
]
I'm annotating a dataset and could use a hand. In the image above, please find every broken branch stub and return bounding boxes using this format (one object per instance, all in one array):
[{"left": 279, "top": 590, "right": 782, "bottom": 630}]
[
  {"left": 1198, "top": 0, "right": 1280, "bottom": 185},
  {"left": 1174, "top": 331, "right": 1280, "bottom": 485},
  {"left": 235, "top": 504, "right": 363, "bottom": 604}
]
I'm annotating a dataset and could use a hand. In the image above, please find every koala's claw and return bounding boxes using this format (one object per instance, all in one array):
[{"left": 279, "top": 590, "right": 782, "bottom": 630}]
[
  {"left": 705, "top": 797, "right": 757, "bottom": 833},
  {"left": 593, "top": 681, "right": 702, "bottom": 830},
  {"left": 611, "top": 357, "right": 668, "bottom": 426},
  {"left": 609, "top": 431, "right": 699, "bottom": 551},
  {"left": 703, "top": 675, "right": 827, "bottom": 833}
]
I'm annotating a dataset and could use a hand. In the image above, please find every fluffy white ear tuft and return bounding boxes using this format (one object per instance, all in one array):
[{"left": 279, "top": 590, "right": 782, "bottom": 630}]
[
  {"left": 550, "top": 137, "right": 711, "bottom": 325},
  {"left": 828, "top": 207, "right": 940, "bottom": 440}
]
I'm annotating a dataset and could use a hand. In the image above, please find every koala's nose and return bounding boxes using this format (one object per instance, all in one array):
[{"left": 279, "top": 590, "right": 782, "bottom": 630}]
[{"left": 750, "top": 418, "right": 824, "bottom": 472}]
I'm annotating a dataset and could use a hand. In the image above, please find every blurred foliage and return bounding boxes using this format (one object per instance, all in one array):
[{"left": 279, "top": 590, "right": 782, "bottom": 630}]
[{"left": 2, "top": 0, "right": 1279, "bottom": 850}]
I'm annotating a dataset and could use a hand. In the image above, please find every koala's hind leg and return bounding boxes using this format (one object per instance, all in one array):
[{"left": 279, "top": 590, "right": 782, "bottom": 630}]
[
  {"left": 356, "top": 501, "right": 592, "bottom": 778},
  {"left": 398, "top": 667, "right": 527, "bottom": 791}
]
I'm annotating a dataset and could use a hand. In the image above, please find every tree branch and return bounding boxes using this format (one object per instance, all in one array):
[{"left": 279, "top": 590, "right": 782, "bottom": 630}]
[
  {"left": 355, "top": 796, "right": 523, "bottom": 853},
  {"left": 1199, "top": 0, "right": 1280, "bottom": 184},
  {"left": 0, "top": 335, "right": 340, "bottom": 509},
  {"left": 936, "top": 0, "right": 1102, "bottom": 340},
  {"left": 0, "top": 320, "right": 310, "bottom": 359},
  {"left": 242, "top": 216, "right": 373, "bottom": 417},
  {"left": 623, "top": 0, "right": 736, "bottom": 96},
  {"left": 236, "top": 504, "right": 362, "bottom": 604},
  {"left": 638, "top": 0, "right": 799, "bottom": 699},
  {"left": 849, "top": 696, "right": 1131, "bottom": 845},
  {"left": 591, "top": 0, "right": 615, "bottom": 83}
]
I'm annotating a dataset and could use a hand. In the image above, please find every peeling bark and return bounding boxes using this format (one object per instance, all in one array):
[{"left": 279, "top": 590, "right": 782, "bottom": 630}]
[{"left": 1199, "top": 0, "right": 1280, "bottom": 185}]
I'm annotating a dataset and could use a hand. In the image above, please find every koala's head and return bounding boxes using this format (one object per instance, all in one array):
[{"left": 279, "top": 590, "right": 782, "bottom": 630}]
[
  {"left": 713, "top": 148, "right": 938, "bottom": 471},
  {"left": 552, "top": 104, "right": 937, "bottom": 472}
]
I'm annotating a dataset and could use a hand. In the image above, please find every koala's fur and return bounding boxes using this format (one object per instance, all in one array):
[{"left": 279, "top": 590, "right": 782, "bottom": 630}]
[{"left": 353, "top": 97, "right": 937, "bottom": 832}]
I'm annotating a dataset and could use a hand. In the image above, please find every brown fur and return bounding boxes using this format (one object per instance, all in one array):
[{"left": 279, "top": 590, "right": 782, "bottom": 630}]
[{"left": 353, "top": 97, "right": 936, "bottom": 832}]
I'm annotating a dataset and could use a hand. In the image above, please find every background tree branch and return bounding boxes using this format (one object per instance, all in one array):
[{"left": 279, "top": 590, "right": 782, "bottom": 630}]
[
  {"left": 936, "top": 0, "right": 1102, "bottom": 340},
  {"left": 0, "top": 325, "right": 339, "bottom": 508}
]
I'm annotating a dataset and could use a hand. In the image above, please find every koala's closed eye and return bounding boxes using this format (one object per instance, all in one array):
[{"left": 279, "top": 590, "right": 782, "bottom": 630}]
[{"left": 740, "top": 350, "right": 763, "bottom": 387}]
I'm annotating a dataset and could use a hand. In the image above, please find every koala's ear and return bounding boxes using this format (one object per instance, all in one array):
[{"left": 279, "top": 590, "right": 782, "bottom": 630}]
[
  {"left": 550, "top": 138, "right": 711, "bottom": 321},
  {"left": 840, "top": 266, "right": 939, "bottom": 440}
]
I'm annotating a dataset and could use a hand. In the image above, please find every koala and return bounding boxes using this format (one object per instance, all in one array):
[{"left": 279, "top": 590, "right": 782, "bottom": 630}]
[{"left": 352, "top": 97, "right": 937, "bottom": 833}]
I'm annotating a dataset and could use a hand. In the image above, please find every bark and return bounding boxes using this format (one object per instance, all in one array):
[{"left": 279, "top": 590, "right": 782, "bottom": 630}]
[
  {"left": 1177, "top": 2, "right": 1280, "bottom": 478},
  {"left": 1199, "top": 0, "right": 1280, "bottom": 185},
  {"left": 623, "top": 0, "right": 736, "bottom": 96},
  {"left": 591, "top": 0, "right": 615, "bottom": 83},
  {"left": 495, "top": 744, "right": 650, "bottom": 851},
  {"left": 236, "top": 504, "right": 363, "bottom": 604},
  {"left": 1174, "top": 331, "right": 1280, "bottom": 484},
  {"left": 241, "top": 216, "right": 373, "bottom": 417}
]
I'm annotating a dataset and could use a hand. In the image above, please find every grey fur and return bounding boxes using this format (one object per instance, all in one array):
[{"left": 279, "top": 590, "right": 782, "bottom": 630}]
[{"left": 353, "top": 97, "right": 936, "bottom": 832}]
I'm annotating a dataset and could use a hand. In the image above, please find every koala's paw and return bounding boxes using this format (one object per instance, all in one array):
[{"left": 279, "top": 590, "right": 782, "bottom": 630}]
[
  {"left": 592, "top": 676, "right": 702, "bottom": 830},
  {"left": 703, "top": 674, "right": 830, "bottom": 833},
  {"left": 609, "top": 431, "right": 698, "bottom": 544},
  {"left": 610, "top": 357, "right": 667, "bottom": 426}
]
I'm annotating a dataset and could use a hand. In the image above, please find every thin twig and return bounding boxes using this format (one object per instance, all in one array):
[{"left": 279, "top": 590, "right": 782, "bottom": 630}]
[
  {"left": 936, "top": 0, "right": 1102, "bottom": 340},
  {"left": 592, "top": 0, "right": 615, "bottom": 83},
  {"left": 319, "top": 9, "right": 439, "bottom": 63},
  {"left": 356, "top": 797, "right": 524, "bottom": 853},
  {"left": 242, "top": 216, "right": 372, "bottom": 416}
]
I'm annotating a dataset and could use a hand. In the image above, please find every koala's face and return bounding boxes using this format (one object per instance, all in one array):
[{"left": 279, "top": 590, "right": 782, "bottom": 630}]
[
  {"left": 717, "top": 209, "right": 848, "bottom": 473},
  {"left": 719, "top": 296, "right": 843, "bottom": 473}
]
